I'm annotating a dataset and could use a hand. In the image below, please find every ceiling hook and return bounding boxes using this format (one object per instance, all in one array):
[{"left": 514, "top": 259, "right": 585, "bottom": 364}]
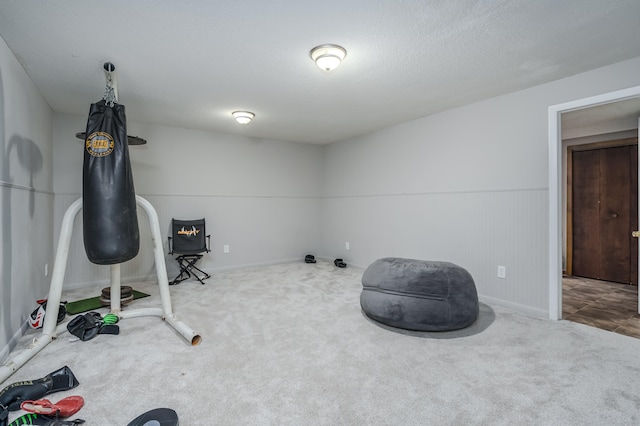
[
  {"left": 103, "top": 62, "right": 116, "bottom": 73},
  {"left": 103, "top": 62, "right": 115, "bottom": 85}
]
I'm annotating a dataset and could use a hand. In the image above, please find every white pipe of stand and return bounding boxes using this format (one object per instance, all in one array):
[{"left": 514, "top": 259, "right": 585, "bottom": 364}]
[
  {"left": 0, "top": 196, "right": 201, "bottom": 384},
  {"left": 110, "top": 264, "right": 121, "bottom": 313},
  {"left": 42, "top": 199, "right": 83, "bottom": 336},
  {"left": 164, "top": 314, "right": 201, "bottom": 345},
  {"left": 0, "top": 336, "right": 50, "bottom": 382},
  {"left": 0, "top": 199, "right": 82, "bottom": 383},
  {"left": 137, "top": 196, "right": 173, "bottom": 315},
  {"left": 0, "top": 322, "right": 71, "bottom": 381},
  {"left": 119, "top": 308, "right": 164, "bottom": 319},
  {"left": 130, "top": 196, "right": 201, "bottom": 345}
]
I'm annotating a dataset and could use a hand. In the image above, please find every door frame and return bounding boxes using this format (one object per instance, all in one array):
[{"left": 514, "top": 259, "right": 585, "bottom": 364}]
[{"left": 549, "top": 85, "right": 640, "bottom": 321}]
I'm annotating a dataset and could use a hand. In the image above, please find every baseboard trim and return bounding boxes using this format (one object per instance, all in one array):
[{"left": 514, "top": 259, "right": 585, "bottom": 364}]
[
  {"left": 479, "top": 295, "right": 548, "bottom": 319},
  {"left": 57, "top": 258, "right": 309, "bottom": 290},
  {"left": 56, "top": 274, "right": 158, "bottom": 291},
  {"left": 202, "top": 258, "right": 307, "bottom": 273}
]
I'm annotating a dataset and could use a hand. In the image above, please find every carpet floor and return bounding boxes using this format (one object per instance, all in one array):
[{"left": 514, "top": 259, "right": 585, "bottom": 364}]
[{"left": 2, "top": 261, "right": 640, "bottom": 425}]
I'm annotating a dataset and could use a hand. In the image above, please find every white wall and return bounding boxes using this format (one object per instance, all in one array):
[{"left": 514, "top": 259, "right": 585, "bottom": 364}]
[
  {"left": 322, "top": 56, "right": 640, "bottom": 317},
  {"left": 0, "top": 36, "right": 54, "bottom": 357},
  {"left": 53, "top": 113, "right": 324, "bottom": 287}
]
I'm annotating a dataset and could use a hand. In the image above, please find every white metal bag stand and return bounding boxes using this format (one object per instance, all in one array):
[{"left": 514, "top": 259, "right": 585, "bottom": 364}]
[{"left": 0, "top": 196, "right": 201, "bottom": 383}]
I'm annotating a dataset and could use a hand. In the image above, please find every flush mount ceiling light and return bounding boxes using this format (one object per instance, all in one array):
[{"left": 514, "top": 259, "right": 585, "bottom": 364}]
[
  {"left": 232, "top": 111, "right": 255, "bottom": 124},
  {"left": 310, "top": 44, "right": 347, "bottom": 71}
]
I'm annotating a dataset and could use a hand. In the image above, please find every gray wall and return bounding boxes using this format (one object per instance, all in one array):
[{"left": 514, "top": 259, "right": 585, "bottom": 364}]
[
  {"left": 321, "top": 57, "right": 640, "bottom": 317},
  {"left": 52, "top": 114, "right": 324, "bottom": 288},
  {"left": 0, "top": 37, "right": 54, "bottom": 357}
]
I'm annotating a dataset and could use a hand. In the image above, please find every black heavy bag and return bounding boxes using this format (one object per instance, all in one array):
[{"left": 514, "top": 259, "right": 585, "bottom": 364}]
[{"left": 83, "top": 100, "right": 139, "bottom": 264}]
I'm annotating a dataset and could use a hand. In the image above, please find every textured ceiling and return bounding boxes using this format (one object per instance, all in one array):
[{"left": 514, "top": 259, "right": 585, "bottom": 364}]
[{"left": 0, "top": 0, "right": 639, "bottom": 144}]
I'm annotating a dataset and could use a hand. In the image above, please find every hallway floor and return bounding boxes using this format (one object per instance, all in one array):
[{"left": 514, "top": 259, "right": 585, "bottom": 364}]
[{"left": 563, "top": 276, "right": 640, "bottom": 338}]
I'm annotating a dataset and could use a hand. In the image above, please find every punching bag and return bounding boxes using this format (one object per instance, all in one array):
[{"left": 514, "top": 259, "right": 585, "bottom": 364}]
[{"left": 83, "top": 100, "right": 139, "bottom": 264}]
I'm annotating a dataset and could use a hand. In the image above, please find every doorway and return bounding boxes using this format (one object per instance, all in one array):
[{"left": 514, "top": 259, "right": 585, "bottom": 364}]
[
  {"left": 568, "top": 141, "right": 638, "bottom": 285},
  {"left": 549, "top": 85, "right": 640, "bottom": 321},
  {"left": 564, "top": 139, "right": 639, "bottom": 336}
]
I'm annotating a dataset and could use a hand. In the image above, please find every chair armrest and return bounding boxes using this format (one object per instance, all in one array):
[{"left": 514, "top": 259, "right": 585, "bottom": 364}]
[
  {"left": 206, "top": 235, "right": 211, "bottom": 253},
  {"left": 168, "top": 236, "right": 173, "bottom": 254}
]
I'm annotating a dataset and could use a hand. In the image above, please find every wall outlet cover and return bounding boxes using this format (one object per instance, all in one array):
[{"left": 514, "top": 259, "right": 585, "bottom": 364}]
[{"left": 497, "top": 265, "right": 506, "bottom": 279}]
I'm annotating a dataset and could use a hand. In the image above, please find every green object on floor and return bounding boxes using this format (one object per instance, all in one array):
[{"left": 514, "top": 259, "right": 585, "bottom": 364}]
[{"left": 65, "top": 290, "right": 150, "bottom": 315}]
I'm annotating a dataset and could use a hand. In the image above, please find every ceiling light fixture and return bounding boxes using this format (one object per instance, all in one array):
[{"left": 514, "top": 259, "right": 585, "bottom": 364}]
[
  {"left": 310, "top": 44, "right": 347, "bottom": 71},
  {"left": 232, "top": 111, "right": 255, "bottom": 124}
]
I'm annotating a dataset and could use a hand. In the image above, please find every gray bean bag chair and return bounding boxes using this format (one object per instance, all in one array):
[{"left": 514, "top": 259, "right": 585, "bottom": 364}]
[{"left": 360, "top": 258, "right": 479, "bottom": 331}]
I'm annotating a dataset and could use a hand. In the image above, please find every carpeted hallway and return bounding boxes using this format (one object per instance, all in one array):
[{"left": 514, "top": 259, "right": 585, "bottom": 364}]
[{"left": 2, "top": 262, "right": 640, "bottom": 425}]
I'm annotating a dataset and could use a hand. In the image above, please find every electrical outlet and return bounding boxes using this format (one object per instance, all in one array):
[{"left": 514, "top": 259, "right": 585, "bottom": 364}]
[
  {"left": 345, "top": 242, "right": 350, "bottom": 250},
  {"left": 44, "top": 264, "right": 48, "bottom": 277},
  {"left": 497, "top": 265, "right": 506, "bottom": 279},
  {"left": 223, "top": 245, "right": 230, "bottom": 253}
]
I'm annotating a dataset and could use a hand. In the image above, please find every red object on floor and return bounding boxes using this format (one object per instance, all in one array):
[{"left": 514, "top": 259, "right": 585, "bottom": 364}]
[{"left": 20, "top": 395, "right": 84, "bottom": 417}]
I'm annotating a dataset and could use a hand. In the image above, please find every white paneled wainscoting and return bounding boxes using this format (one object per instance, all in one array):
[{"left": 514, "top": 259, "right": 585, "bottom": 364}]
[
  {"left": 321, "top": 188, "right": 549, "bottom": 317},
  {"left": 53, "top": 188, "right": 548, "bottom": 318},
  {"left": 52, "top": 192, "right": 322, "bottom": 289}
]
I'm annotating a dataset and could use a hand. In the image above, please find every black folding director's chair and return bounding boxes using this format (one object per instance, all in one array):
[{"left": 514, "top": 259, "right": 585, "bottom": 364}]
[{"left": 168, "top": 218, "right": 211, "bottom": 285}]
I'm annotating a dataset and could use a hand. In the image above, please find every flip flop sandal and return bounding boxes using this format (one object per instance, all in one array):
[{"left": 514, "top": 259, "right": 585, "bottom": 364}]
[{"left": 21, "top": 396, "right": 84, "bottom": 417}]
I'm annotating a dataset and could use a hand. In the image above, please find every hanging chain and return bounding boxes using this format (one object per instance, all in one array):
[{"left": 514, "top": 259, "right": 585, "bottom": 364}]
[
  {"left": 103, "top": 85, "right": 117, "bottom": 107},
  {"left": 103, "top": 73, "right": 117, "bottom": 106}
]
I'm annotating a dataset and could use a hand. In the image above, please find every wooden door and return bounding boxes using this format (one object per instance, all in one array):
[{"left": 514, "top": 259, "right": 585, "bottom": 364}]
[{"left": 572, "top": 145, "right": 638, "bottom": 284}]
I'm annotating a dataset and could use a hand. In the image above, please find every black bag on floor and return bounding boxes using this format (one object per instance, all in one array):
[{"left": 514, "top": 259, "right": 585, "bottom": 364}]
[
  {"left": 0, "top": 366, "right": 79, "bottom": 411},
  {"left": 67, "top": 312, "right": 119, "bottom": 341},
  {"left": 82, "top": 100, "right": 139, "bottom": 264}
]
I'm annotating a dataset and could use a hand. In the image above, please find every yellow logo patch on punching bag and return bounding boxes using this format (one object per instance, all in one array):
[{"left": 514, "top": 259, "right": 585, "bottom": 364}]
[{"left": 85, "top": 132, "right": 115, "bottom": 157}]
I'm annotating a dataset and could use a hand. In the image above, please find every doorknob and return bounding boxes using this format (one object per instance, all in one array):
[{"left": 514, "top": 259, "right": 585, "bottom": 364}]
[{"left": 633, "top": 231, "right": 640, "bottom": 238}]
